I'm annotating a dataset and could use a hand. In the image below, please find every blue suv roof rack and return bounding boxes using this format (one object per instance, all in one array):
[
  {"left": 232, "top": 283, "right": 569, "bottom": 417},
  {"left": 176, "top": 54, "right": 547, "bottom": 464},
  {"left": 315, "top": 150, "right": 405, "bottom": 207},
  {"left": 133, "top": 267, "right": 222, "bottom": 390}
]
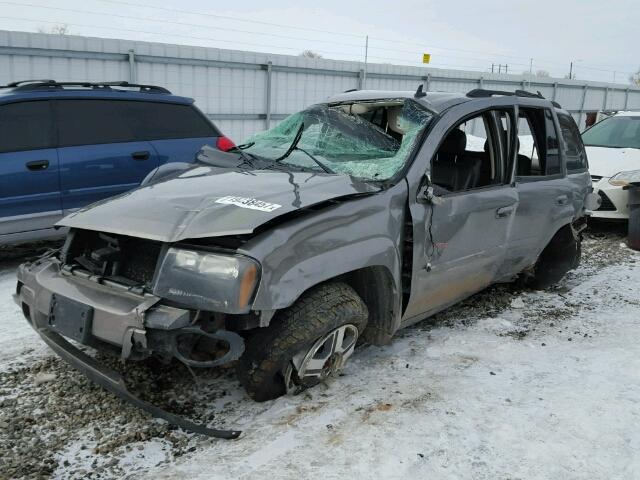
[{"left": 0, "top": 80, "right": 171, "bottom": 94}]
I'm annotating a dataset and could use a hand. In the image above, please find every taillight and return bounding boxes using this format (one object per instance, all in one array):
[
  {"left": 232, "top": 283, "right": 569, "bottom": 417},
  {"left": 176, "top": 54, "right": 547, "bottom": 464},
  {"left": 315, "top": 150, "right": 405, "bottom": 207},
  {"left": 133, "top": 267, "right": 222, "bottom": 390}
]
[{"left": 216, "top": 136, "right": 236, "bottom": 152}]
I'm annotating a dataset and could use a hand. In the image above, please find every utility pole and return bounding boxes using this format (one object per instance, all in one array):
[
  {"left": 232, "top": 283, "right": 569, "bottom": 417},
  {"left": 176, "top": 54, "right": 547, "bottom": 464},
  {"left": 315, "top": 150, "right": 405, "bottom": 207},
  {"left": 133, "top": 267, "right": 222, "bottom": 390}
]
[
  {"left": 529, "top": 58, "right": 533, "bottom": 75},
  {"left": 363, "top": 35, "right": 368, "bottom": 90},
  {"left": 569, "top": 61, "right": 573, "bottom": 79},
  {"left": 505, "top": 64, "right": 508, "bottom": 74},
  {"left": 491, "top": 63, "right": 495, "bottom": 73}
]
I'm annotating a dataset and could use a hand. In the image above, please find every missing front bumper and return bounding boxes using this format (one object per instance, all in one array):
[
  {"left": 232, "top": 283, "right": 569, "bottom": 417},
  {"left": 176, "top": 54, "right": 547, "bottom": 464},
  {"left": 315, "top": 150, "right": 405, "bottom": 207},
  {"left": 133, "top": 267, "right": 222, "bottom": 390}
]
[
  {"left": 37, "top": 328, "right": 241, "bottom": 439},
  {"left": 16, "top": 256, "right": 244, "bottom": 439}
]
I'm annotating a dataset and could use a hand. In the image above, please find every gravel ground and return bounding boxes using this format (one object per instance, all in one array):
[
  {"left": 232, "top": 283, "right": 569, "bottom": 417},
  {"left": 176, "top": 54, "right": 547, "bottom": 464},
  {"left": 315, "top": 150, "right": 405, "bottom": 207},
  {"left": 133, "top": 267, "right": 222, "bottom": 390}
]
[{"left": 0, "top": 222, "right": 637, "bottom": 479}]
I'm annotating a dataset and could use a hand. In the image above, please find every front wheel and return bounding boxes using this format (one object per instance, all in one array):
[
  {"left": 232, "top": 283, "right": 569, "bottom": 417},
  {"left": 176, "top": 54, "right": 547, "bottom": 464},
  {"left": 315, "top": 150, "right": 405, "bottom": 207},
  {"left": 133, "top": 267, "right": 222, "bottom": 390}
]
[{"left": 236, "top": 282, "right": 368, "bottom": 402}]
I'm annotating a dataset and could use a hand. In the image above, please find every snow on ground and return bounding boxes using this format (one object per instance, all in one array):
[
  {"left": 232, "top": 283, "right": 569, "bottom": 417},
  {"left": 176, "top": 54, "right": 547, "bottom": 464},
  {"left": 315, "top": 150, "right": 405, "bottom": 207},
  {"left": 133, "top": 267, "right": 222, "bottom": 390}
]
[
  {"left": 0, "top": 258, "right": 48, "bottom": 367},
  {"left": 1, "top": 231, "right": 639, "bottom": 479}
]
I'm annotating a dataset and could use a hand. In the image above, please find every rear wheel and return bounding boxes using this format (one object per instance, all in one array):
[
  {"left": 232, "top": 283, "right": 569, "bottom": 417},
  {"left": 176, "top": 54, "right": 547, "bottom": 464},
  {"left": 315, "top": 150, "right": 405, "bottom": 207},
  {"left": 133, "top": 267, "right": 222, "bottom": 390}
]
[
  {"left": 236, "top": 282, "right": 368, "bottom": 401},
  {"left": 524, "top": 225, "right": 581, "bottom": 289}
]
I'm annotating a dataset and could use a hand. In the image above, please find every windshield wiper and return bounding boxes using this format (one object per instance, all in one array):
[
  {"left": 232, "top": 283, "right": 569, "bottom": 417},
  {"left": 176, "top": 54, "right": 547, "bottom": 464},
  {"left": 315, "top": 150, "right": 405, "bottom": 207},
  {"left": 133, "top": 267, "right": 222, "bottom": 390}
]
[
  {"left": 271, "top": 122, "right": 334, "bottom": 173},
  {"left": 274, "top": 122, "right": 305, "bottom": 163},
  {"left": 295, "top": 147, "right": 335, "bottom": 173},
  {"left": 228, "top": 145, "right": 256, "bottom": 167}
]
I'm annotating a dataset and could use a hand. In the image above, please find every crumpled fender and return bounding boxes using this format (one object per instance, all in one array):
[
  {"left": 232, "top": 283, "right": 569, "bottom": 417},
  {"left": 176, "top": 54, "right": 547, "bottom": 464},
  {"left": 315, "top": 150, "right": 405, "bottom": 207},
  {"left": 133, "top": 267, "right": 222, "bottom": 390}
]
[{"left": 244, "top": 184, "right": 406, "bottom": 328}]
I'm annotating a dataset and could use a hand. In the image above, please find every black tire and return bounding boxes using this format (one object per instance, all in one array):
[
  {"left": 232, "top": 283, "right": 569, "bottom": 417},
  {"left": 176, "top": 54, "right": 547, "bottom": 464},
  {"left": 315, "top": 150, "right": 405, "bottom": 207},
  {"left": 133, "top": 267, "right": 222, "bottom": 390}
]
[
  {"left": 236, "top": 282, "right": 368, "bottom": 402},
  {"left": 525, "top": 226, "right": 581, "bottom": 289}
]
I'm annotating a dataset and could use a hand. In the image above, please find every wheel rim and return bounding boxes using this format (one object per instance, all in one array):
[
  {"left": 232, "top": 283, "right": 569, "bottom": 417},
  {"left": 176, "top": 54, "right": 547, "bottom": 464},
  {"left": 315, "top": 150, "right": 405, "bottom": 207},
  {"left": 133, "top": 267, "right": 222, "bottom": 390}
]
[{"left": 284, "top": 324, "right": 358, "bottom": 394}]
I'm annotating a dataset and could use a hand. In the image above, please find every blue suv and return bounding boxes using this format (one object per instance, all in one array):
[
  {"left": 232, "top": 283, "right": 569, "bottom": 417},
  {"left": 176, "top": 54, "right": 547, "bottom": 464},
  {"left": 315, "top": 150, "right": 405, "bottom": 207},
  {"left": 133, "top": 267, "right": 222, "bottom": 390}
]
[{"left": 0, "top": 80, "right": 231, "bottom": 245}]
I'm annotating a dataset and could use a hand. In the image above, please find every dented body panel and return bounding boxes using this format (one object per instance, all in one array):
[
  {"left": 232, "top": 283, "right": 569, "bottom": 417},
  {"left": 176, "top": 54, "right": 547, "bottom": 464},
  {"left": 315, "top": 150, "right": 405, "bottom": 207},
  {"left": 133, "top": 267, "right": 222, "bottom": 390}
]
[
  {"left": 244, "top": 182, "right": 406, "bottom": 316},
  {"left": 59, "top": 168, "right": 378, "bottom": 242}
]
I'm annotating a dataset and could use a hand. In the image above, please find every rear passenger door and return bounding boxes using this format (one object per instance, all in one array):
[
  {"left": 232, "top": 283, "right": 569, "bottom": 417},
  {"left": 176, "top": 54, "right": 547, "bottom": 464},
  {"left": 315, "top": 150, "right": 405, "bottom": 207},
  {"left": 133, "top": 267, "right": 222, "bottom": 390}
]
[
  {"left": 508, "top": 105, "right": 573, "bottom": 270},
  {"left": 0, "top": 100, "right": 62, "bottom": 238},
  {"left": 55, "top": 100, "right": 159, "bottom": 212}
]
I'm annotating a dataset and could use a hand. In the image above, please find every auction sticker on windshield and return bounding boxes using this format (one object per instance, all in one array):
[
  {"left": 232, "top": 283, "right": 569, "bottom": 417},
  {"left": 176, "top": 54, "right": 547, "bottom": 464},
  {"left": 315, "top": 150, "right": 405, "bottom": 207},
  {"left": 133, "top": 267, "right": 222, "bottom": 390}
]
[{"left": 215, "top": 196, "right": 282, "bottom": 212}]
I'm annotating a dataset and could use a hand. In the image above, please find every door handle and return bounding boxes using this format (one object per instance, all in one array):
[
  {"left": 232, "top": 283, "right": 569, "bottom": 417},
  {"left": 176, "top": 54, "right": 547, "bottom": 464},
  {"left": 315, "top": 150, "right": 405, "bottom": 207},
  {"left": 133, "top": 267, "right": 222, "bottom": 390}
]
[
  {"left": 131, "top": 151, "right": 150, "bottom": 161},
  {"left": 556, "top": 195, "right": 569, "bottom": 206},
  {"left": 26, "top": 160, "right": 49, "bottom": 171},
  {"left": 496, "top": 205, "right": 515, "bottom": 218}
]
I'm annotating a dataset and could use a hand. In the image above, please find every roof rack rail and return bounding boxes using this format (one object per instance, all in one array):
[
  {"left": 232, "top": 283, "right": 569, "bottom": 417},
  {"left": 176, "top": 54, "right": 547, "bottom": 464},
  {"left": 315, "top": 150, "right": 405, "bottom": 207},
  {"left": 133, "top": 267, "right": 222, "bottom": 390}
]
[
  {"left": 467, "top": 88, "right": 545, "bottom": 99},
  {"left": 4, "top": 79, "right": 56, "bottom": 87},
  {"left": 0, "top": 80, "right": 171, "bottom": 94},
  {"left": 466, "top": 88, "right": 562, "bottom": 109}
]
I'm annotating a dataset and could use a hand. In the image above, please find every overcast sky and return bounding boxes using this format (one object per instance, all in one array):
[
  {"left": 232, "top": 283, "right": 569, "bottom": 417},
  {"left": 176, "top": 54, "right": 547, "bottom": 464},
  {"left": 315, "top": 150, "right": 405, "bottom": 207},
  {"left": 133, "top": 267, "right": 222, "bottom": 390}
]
[{"left": 0, "top": 0, "right": 637, "bottom": 83}]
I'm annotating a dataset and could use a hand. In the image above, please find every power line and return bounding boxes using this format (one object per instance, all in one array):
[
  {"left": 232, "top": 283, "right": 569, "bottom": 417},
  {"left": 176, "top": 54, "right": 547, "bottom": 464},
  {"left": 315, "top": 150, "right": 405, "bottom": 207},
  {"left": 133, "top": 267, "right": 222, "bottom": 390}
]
[
  {"left": 96, "top": 0, "right": 365, "bottom": 39},
  {"left": 0, "top": 0, "right": 632, "bottom": 80},
  {"left": 0, "top": 1, "right": 538, "bottom": 71},
  {"left": 95, "top": 0, "right": 633, "bottom": 74},
  {"left": 0, "top": 1, "right": 367, "bottom": 49},
  {"left": 0, "top": 15, "right": 362, "bottom": 58},
  {"left": 6, "top": 0, "right": 532, "bottom": 70}
]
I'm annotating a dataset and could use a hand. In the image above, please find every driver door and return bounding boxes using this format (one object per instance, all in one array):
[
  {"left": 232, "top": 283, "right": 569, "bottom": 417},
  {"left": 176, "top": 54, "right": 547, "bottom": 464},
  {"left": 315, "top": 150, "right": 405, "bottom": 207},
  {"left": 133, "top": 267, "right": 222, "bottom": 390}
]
[{"left": 402, "top": 107, "right": 518, "bottom": 323}]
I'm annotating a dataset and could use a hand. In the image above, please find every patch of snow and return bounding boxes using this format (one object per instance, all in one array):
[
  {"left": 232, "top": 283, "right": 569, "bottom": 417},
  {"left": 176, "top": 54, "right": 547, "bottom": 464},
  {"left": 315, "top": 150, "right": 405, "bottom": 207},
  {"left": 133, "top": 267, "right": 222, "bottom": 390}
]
[
  {"left": 34, "top": 372, "right": 57, "bottom": 385},
  {"left": 510, "top": 297, "right": 525, "bottom": 309},
  {"left": 0, "top": 260, "right": 49, "bottom": 369}
]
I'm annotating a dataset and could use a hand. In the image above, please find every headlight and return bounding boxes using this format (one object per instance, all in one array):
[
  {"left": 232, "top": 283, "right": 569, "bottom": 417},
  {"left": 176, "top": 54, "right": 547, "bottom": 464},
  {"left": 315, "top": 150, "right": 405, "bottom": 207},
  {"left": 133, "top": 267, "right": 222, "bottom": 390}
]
[
  {"left": 609, "top": 169, "right": 640, "bottom": 186},
  {"left": 152, "top": 248, "right": 259, "bottom": 313}
]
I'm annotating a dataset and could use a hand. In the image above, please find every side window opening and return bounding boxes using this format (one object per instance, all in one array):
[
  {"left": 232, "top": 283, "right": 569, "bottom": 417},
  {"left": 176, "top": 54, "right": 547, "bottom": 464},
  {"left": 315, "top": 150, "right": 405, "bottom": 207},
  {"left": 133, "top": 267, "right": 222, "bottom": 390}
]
[
  {"left": 430, "top": 110, "right": 506, "bottom": 193},
  {"left": 516, "top": 107, "right": 562, "bottom": 177},
  {"left": 558, "top": 113, "right": 588, "bottom": 171}
]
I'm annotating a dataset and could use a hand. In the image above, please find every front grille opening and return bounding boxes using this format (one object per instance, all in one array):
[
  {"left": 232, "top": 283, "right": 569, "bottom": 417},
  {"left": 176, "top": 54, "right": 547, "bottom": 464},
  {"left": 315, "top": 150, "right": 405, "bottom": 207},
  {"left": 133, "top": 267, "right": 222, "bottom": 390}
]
[
  {"left": 63, "top": 229, "right": 162, "bottom": 287},
  {"left": 597, "top": 191, "right": 616, "bottom": 211}
]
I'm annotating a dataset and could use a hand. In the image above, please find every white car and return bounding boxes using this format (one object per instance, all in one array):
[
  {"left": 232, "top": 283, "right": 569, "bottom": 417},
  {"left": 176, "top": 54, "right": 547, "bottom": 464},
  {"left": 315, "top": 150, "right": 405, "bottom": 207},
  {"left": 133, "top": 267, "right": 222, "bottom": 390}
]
[{"left": 583, "top": 111, "right": 640, "bottom": 220}]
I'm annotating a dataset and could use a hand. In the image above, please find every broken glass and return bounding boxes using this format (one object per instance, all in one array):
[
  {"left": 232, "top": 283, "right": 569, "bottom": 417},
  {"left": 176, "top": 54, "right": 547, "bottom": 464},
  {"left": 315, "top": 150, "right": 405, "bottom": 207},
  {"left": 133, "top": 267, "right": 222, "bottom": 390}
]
[{"left": 242, "top": 100, "right": 433, "bottom": 181}]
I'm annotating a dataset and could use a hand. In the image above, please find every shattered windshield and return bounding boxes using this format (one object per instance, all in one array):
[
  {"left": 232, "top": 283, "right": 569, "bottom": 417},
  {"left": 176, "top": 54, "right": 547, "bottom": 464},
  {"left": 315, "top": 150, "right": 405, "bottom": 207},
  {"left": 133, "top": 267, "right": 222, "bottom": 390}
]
[{"left": 242, "top": 99, "right": 433, "bottom": 181}]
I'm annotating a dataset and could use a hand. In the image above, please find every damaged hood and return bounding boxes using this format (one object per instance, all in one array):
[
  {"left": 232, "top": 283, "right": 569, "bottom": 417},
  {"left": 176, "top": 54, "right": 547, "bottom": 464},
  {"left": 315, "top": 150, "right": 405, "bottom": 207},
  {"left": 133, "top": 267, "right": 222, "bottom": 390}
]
[{"left": 59, "top": 166, "right": 378, "bottom": 242}]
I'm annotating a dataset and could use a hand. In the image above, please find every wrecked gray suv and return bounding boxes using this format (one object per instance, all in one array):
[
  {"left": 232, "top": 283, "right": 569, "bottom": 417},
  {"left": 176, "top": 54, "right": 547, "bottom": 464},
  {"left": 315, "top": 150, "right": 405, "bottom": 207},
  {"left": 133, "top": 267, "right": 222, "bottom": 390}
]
[{"left": 16, "top": 87, "right": 594, "bottom": 437}]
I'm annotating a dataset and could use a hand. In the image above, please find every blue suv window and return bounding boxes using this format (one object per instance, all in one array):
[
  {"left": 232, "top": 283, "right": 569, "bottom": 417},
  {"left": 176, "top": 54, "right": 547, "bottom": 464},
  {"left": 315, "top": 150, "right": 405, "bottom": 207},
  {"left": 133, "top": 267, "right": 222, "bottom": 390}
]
[
  {"left": 133, "top": 102, "right": 220, "bottom": 140},
  {"left": 58, "top": 100, "right": 138, "bottom": 146},
  {"left": 0, "top": 101, "right": 54, "bottom": 153},
  {"left": 57, "top": 100, "right": 218, "bottom": 147}
]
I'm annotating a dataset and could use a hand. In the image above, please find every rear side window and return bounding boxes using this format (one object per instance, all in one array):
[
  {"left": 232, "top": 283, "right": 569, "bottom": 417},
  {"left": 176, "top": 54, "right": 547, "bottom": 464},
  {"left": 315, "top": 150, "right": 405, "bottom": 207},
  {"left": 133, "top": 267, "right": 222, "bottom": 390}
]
[
  {"left": 516, "top": 107, "right": 562, "bottom": 177},
  {"left": 135, "top": 102, "right": 219, "bottom": 140},
  {"left": 0, "top": 101, "right": 54, "bottom": 153},
  {"left": 558, "top": 113, "right": 588, "bottom": 171},
  {"left": 57, "top": 100, "right": 219, "bottom": 147}
]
